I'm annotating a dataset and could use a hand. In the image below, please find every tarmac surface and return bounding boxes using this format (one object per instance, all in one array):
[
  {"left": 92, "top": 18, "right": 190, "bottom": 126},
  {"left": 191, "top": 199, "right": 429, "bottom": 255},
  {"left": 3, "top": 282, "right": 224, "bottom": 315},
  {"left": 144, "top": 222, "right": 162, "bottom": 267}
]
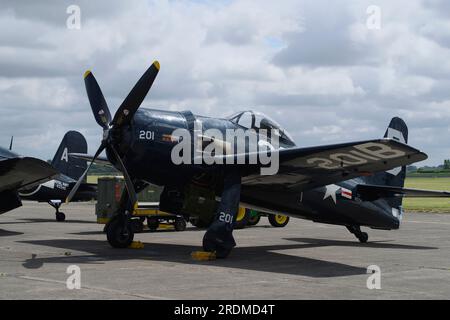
[{"left": 0, "top": 201, "right": 449, "bottom": 299}]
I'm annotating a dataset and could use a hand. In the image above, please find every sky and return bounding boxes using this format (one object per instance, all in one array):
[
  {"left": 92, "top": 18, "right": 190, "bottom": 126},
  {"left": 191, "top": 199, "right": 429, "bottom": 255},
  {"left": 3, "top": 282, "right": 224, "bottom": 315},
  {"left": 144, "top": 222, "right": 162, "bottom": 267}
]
[{"left": 0, "top": 0, "right": 449, "bottom": 166}]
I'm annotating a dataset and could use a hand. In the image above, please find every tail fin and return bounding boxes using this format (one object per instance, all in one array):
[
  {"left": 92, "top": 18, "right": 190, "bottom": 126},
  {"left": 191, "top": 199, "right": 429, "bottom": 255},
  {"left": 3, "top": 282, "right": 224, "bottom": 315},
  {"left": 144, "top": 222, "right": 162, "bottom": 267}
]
[
  {"left": 363, "top": 117, "right": 408, "bottom": 208},
  {"left": 51, "top": 131, "right": 88, "bottom": 181}
]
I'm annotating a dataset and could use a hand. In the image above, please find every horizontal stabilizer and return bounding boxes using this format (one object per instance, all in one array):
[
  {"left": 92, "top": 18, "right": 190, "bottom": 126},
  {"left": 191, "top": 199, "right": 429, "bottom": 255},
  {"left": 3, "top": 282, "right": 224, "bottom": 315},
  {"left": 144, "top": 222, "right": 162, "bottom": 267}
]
[
  {"left": 69, "top": 153, "right": 111, "bottom": 166},
  {"left": 356, "top": 184, "right": 450, "bottom": 201}
]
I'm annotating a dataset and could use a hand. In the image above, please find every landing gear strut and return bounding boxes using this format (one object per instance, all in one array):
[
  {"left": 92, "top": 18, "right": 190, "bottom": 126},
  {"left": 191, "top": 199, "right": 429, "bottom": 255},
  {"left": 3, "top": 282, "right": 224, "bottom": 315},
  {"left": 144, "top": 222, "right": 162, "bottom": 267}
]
[
  {"left": 347, "top": 225, "right": 368, "bottom": 243},
  {"left": 49, "top": 201, "right": 65, "bottom": 222},
  {"left": 105, "top": 180, "right": 146, "bottom": 248},
  {"left": 203, "top": 169, "right": 241, "bottom": 259}
]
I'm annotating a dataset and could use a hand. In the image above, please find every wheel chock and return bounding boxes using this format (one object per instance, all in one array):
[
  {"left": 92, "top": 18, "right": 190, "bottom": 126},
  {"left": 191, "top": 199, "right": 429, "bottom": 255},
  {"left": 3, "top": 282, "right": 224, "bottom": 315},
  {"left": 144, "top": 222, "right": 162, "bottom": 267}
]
[
  {"left": 128, "top": 241, "right": 145, "bottom": 249},
  {"left": 191, "top": 251, "right": 216, "bottom": 261}
]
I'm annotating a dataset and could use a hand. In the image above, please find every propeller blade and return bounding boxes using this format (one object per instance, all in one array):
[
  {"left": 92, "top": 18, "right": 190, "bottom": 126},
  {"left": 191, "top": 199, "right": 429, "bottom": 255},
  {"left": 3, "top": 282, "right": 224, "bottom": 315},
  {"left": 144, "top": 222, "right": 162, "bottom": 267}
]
[
  {"left": 109, "top": 145, "right": 138, "bottom": 208},
  {"left": 9, "top": 136, "right": 13, "bottom": 150},
  {"left": 84, "top": 70, "right": 112, "bottom": 129},
  {"left": 65, "top": 143, "right": 106, "bottom": 203},
  {"left": 111, "top": 61, "right": 160, "bottom": 128}
]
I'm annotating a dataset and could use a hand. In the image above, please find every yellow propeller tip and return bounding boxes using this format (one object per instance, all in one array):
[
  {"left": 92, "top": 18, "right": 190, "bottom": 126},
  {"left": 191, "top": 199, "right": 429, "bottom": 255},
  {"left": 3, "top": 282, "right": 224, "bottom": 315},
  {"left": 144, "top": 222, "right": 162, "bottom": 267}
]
[
  {"left": 153, "top": 61, "right": 160, "bottom": 70},
  {"left": 83, "top": 70, "right": 92, "bottom": 79}
]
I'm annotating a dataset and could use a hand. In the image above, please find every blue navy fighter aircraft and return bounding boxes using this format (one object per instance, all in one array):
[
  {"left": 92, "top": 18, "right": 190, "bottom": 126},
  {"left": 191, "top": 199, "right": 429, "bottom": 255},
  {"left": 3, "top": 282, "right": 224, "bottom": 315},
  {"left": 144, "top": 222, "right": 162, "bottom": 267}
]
[
  {"left": 0, "top": 146, "right": 57, "bottom": 215},
  {"left": 67, "top": 61, "right": 449, "bottom": 258}
]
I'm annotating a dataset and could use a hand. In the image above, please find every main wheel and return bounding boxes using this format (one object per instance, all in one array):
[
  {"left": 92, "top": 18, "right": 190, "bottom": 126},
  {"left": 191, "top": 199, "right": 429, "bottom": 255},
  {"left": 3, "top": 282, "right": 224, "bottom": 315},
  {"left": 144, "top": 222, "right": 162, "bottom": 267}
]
[
  {"left": 234, "top": 208, "right": 249, "bottom": 230},
  {"left": 56, "top": 212, "right": 66, "bottom": 222},
  {"left": 203, "top": 236, "right": 232, "bottom": 259},
  {"left": 106, "top": 218, "right": 134, "bottom": 248},
  {"left": 268, "top": 214, "right": 290, "bottom": 228},
  {"left": 147, "top": 217, "right": 159, "bottom": 232},
  {"left": 174, "top": 217, "right": 187, "bottom": 231},
  {"left": 247, "top": 213, "right": 261, "bottom": 226}
]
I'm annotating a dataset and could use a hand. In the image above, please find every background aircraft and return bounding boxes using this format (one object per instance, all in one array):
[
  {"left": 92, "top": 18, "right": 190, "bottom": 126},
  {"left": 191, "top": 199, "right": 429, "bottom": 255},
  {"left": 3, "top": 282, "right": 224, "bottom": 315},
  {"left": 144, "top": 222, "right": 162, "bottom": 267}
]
[
  {"left": 0, "top": 146, "right": 57, "bottom": 215},
  {"left": 68, "top": 61, "right": 448, "bottom": 258},
  {"left": 19, "top": 131, "right": 97, "bottom": 221}
]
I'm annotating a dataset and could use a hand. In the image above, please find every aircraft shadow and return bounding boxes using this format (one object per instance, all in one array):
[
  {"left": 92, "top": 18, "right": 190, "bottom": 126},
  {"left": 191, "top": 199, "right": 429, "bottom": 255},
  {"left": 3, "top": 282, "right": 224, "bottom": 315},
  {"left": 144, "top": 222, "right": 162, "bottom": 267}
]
[
  {"left": 284, "top": 238, "right": 438, "bottom": 250},
  {"left": 18, "top": 218, "right": 96, "bottom": 224},
  {"left": 0, "top": 229, "right": 23, "bottom": 237},
  {"left": 18, "top": 238, "right": 367, "bottom": 278}
]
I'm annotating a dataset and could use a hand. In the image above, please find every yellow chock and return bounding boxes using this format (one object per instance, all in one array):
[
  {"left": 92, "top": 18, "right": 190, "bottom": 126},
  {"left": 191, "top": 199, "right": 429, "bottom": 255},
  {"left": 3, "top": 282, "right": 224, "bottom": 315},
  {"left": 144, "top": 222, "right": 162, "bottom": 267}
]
[
  {"left": 128, "top": 241, "right": 145, "bottom": 249},
  {"left": 191, "top": 251, "right": 216, "bottom": 261}
]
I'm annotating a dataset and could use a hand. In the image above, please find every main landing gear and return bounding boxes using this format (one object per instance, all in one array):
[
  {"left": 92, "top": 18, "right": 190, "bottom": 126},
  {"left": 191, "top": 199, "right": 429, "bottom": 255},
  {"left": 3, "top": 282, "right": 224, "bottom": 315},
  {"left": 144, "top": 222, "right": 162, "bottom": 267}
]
[
  {"left": 49, "top": 201, "right": 66, "bottom": 222},
  {"left": 105, "top": 180, "right": 148, "bottom": 248},
  {"left": 203, "top": 169, "right": 241, "bottom": 259},
  {"left": 347, "top": 225, "right": 368, "bottom": 243},
  {"left": 106, "top": 214, "right": 135, "bottom": 248}
]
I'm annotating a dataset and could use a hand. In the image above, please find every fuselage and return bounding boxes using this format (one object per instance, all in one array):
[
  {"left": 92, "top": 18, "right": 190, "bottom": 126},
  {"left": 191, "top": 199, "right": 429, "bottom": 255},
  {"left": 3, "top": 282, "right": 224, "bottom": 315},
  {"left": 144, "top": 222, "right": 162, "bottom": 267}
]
[
  {"left": 112, "top": 108, "right": 400, "bottom": 230},
  {"left": 19, "top": 174, "right": 96, "bottom": 202}
]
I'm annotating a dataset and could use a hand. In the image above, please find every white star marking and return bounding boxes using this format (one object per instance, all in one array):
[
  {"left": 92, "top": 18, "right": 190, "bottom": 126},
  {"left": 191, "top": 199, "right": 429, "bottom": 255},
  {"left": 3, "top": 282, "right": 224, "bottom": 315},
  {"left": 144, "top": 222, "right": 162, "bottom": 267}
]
[{"left": 323, "top": 184, "right": 341, "bottom": 204}]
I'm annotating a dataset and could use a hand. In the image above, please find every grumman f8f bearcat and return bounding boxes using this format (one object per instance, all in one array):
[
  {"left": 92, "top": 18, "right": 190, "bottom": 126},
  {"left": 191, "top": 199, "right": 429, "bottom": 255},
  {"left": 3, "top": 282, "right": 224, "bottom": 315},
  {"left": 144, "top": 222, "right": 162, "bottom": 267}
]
[{"left": 67, "top": 61, "right": 450, "bottom": 258}]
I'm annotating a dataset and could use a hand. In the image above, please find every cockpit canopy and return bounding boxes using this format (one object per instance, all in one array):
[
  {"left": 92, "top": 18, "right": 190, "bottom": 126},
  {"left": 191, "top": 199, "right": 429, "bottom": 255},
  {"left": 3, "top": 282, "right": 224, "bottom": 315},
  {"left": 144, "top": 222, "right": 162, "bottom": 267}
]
[{"left": 227, "top": 110, "right": 295, "bottom": 146}]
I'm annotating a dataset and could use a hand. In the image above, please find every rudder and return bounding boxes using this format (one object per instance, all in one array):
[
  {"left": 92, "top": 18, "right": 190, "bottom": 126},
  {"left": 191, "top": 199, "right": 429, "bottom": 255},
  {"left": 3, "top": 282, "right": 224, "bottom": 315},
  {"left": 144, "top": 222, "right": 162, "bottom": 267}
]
[{"left": 51, "top": 131, "right": 88, "bottom": 181}]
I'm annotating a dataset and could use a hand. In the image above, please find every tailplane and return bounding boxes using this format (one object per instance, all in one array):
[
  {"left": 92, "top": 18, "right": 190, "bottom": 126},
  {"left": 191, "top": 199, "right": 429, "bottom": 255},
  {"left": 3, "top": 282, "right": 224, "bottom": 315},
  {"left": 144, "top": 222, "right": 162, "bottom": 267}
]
[{"left": 51, "top": 131, "right": 88, "bottom": 181}]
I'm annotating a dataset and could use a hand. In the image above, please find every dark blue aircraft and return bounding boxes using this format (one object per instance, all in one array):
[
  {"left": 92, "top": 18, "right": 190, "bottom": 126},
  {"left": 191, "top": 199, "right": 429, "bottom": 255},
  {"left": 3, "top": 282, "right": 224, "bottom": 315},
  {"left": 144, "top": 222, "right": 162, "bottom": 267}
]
[
  {"left": 67, "top": 61, "right": 449, "bottom": 258},
  {"left": 19, "top": 131, "right": 97, "bottom": 221},
  {"left": 0, "top": 146, "right": 57, "bottom": 215}
]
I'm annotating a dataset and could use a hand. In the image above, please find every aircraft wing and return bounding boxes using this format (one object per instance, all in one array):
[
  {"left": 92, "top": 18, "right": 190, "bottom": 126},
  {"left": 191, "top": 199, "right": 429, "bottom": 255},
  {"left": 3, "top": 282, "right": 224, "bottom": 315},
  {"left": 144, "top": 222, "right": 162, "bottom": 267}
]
[
  {"left": 0, "top": 150, "right": 58, "bottom": 214},
  {"left": 0, "top": 156, "right": 58, "bottom": 192},
  {"left": 69, "top": 153, "right": 111, "bottom": 166},
  {"left": 356, "top": 184, "right": 450, "bottom": 200},
  {"left": 236, "top": 139, "right": 427, "bottom": 192}
]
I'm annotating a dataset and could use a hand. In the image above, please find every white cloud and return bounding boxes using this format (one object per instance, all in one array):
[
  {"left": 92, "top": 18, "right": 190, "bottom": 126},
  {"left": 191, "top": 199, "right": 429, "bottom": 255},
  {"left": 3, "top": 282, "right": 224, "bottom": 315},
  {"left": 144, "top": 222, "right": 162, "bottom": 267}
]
[{"left": 0, "top": 0, "right": 449, "bottom": 166}]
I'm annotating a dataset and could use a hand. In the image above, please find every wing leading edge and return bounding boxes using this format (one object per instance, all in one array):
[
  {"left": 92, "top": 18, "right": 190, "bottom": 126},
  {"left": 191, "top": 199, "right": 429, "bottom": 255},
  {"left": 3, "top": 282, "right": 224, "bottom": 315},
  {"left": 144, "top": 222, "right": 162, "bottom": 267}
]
[{"left": 240, "top": 139, "right": 427, "bottom": 192}]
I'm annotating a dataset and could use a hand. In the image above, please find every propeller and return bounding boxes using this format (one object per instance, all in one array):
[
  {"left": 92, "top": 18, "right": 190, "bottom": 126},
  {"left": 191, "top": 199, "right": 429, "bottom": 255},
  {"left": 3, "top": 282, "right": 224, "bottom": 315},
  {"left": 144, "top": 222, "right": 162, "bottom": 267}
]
[{"left": 66, "top": 61, "right": 160, "bottom": 206}]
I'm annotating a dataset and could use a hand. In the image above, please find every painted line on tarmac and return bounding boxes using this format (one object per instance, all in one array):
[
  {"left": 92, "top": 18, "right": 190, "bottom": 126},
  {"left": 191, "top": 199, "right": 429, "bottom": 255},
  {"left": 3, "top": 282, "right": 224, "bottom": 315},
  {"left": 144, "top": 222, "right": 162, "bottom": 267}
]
[
  {"left": 17, "top": 275, "right": 171, "bottom": 300},
  {"left": 404, "top": 220, "right": 450, "bottom": 225}
]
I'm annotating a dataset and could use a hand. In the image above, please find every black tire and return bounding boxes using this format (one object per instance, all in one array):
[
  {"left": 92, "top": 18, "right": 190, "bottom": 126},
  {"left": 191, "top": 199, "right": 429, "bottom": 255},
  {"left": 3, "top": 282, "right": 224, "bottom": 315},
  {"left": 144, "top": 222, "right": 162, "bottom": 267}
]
[
  {"left": 247, "top": 214, "right": 261, "bottom": 226},
  {"left": 56, "top": 212, "right": 66, "bottom": 222},
  {"left": 358, "top": 232, "right": 369, "bottom": 243},
  {"left": 268, "top": 214, "right": 290, "bottom": 228},
  {"left": 106, "top": 218, "right": 134, "bottom": 248},
  {"left": 174, "top": 218, "right": 187, "bottom": 231},
  {"left": 234, "top": 208, "right": 249, "bottom": 230},
  {"left": 202, "top": 236, "right": 232, "bottom": 259},
  {"left": 147, "top": 217, "right": 159, "bottom": 232},
  {"left": 130, "top": 219, "right": 144, "bottom": 233}
]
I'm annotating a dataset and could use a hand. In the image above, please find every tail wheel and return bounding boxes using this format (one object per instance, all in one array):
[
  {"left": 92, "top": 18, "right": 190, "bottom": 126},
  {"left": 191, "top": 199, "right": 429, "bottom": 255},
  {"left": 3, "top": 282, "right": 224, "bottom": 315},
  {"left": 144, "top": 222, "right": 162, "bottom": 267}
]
[
  {"left": 268, "top": 214, "right": 290, "bottom": 228},
  {"left": 234, "top": 207, "right": 249, "bottom": 230},
  {"left": 55, "top": 212, "right": 66, "bottom": 222}
]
